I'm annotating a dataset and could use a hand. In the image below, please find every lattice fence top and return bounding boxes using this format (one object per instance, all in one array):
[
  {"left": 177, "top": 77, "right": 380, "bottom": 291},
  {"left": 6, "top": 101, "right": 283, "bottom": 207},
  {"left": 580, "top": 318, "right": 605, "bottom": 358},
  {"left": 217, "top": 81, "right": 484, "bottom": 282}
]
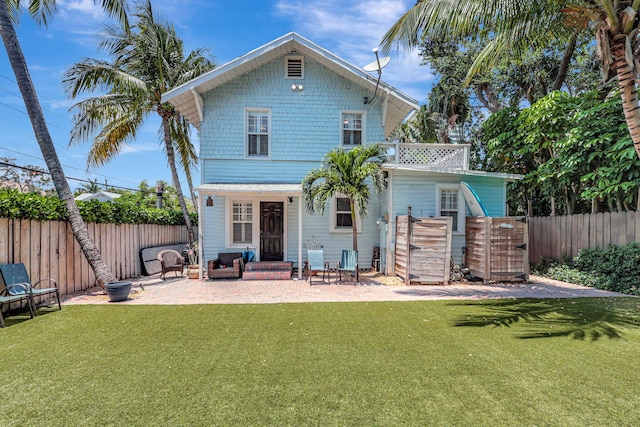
[{"left": 395, "top": 145, "right": 466, "bottom": 168}]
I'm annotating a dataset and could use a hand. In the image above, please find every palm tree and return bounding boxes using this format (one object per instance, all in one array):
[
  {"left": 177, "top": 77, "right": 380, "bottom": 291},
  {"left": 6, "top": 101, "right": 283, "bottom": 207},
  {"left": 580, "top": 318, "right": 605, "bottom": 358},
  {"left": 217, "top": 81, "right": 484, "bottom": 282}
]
[
  {"left": 381, "top": 1, "right": 640, "bottom": 161},
  {"left": 302, "top": 144, "right": 387, "bottom": 251},
  {"left": 63, "top": 0, "right": 214, "bottom": 243},
  {"left": 0, "top": 0, "right": 128, "bottom": 288}
]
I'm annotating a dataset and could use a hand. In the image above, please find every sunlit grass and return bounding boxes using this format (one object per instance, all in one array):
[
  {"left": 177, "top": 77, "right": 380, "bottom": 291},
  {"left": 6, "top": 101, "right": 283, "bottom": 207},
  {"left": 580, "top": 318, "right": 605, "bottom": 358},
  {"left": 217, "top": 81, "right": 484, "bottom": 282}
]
[{"left": 1, "top": 298, "right": 639, "bottom": 426}]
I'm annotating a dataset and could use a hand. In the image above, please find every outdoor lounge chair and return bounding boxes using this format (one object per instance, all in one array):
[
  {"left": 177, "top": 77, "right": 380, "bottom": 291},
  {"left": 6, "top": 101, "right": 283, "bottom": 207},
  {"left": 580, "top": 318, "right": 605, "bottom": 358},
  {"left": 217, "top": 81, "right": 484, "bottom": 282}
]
[
  {"left": 0, "top": 263, "right": 61, "bottom": 317},
  {"left": 305, "top": 249, "right": 330, "bottom": 285},
  {"left": 157, "top": 249, "right": 185, "bottom": 280},
  {"left": 0, "top": 283, "right": 35, "bottom": 328},
  {"left": 337, "top": 250, "right": 359, "bottom": 284},
  {"left": 207, "top": 252, "right": 244, "bottom": 279}
]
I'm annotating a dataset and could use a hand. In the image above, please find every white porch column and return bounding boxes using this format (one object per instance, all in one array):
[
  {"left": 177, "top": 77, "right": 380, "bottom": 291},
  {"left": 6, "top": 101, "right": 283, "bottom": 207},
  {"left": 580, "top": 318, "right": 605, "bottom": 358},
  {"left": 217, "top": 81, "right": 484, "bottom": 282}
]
[
  {"left": 298, "top": 195, "right": 303, "bottom": 279},
  {"left": 198, "top": 191, "right": 204, "bottom": 280}
]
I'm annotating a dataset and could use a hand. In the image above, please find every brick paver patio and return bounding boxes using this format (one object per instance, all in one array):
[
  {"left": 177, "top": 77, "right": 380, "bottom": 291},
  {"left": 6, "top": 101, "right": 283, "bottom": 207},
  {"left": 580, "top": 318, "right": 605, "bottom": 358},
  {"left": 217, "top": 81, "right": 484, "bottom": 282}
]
[{"left": 62, "top": 273, "right": 623, "bottom": 305}]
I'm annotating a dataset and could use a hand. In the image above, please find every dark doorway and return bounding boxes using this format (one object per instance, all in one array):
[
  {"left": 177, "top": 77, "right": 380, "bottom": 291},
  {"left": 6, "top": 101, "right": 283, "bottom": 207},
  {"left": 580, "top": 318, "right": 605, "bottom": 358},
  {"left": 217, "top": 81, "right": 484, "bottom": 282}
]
[{"left": 260, "top": 202, "right": 284, "bottom": 261}]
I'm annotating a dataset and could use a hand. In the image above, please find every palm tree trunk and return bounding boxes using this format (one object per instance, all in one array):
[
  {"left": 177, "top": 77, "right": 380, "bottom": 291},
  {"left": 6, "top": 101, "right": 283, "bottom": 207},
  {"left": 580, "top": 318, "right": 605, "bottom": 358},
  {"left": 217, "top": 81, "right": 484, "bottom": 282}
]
[
  {"left": 0, "top": 3, "right": 117, "bottom": 288},
  {"left": 350, "top": 198, "right": 358, "bottom": 251},
  {"left": 161, "top": 114, "right": 196, "bottom": 243},
  {"left": 612, "top": 34, "right": 640, "bottom": 160},
  {"left": 553, "top": 32, "right": 578, "bottom": 91}
]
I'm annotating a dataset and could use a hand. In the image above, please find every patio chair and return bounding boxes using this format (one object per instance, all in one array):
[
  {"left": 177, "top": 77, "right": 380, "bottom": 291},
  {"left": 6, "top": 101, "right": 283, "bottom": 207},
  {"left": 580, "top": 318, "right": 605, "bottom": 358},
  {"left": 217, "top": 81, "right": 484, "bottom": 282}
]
[
  {"left": 0, "top": 283, "right": 35, "bottom": 328},
  {"left": 157, "top": 249, "right": 185, "bottom": 280},
  {"left": 207, "top": 252, "right": 244, "bottom": 279},
  {"left": 337, "top": 250, "right": 359, "bottom": 284},
  {"left": 305, "top": 249, "right": 330, "bottom": 285},
  {"left": 0, "top": 263, "right": 61, "bottom": 315}
]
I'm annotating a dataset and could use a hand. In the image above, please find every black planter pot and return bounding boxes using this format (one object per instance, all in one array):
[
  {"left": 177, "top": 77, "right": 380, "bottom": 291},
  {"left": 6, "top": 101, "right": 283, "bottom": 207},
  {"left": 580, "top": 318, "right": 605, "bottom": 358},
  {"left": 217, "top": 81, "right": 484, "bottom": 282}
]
[{"left": 105, "top": 281, "right": 132, "bottom": 302}]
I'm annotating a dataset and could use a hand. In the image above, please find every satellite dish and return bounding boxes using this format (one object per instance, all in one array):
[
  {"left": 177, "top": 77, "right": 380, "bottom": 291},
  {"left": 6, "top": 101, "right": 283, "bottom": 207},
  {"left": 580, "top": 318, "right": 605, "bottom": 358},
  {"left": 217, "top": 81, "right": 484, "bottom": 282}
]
[{"left": 363, "top": 56, "right": 390, "bottom": 72}]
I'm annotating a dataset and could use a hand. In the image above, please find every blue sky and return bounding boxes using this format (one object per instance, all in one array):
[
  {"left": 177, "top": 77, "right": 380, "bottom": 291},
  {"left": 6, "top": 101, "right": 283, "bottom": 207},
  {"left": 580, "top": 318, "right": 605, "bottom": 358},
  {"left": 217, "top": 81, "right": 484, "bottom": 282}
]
[{"left": 0, "top": 0, "right": 433, "bottom": 194}]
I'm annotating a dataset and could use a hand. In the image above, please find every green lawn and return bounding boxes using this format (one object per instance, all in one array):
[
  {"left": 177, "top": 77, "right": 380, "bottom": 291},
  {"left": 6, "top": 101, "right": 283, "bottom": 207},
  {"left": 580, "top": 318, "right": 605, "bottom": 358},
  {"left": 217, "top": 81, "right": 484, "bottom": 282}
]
[{"left": 1, "top": 298, "right": 640, "bottom": 426}]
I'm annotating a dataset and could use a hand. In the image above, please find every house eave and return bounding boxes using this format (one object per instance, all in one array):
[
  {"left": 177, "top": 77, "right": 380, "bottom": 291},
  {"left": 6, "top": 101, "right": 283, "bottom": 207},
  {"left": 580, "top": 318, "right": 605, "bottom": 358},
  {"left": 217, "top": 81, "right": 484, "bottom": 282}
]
[{"left": 161, "top": 32, "right": 418, "bottom": 135}]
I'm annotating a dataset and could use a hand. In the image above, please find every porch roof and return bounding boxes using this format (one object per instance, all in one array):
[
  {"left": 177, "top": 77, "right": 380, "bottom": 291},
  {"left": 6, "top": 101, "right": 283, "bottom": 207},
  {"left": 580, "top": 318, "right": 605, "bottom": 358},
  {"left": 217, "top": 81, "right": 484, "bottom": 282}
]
[{"left": 196, "top": 183, "right": 301, "bottom": 195}]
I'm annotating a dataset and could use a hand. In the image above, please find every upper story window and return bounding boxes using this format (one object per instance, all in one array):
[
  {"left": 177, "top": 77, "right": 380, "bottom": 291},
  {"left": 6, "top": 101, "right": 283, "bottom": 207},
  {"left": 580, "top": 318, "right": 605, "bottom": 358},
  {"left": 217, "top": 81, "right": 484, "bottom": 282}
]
[
  {"left": 436, "top": 185, "right": 465, "bottom": 234},
  {"left": 232, "top": 200, "right": 253, "bottom": 244},
  {"left": 246, "top": 109, "right": 270, "bottom": 157},
  {"left": 342, "top": 112, "right": 363, "bottom": 146},
  {"left": 286, "top": 56, "right": 304, "bottom": 79}
]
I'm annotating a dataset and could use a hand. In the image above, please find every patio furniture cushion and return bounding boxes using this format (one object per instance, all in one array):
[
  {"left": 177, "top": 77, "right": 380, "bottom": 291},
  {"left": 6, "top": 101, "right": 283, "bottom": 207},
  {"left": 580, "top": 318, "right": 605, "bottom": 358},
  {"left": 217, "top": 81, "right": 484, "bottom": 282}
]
[{"left": 208, "top": 252, "right": 244, "bottom": 280}]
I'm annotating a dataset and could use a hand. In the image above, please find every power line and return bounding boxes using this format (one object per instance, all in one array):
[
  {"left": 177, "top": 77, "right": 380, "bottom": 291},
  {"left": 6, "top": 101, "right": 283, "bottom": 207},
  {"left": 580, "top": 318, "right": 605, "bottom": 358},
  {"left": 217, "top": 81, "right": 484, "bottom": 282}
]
[
  {"left": 0, "top": 145, "right": 141, "bottom": 186},
  {"left": 0, "top": 160, "right": 150, "bottom": 193}
]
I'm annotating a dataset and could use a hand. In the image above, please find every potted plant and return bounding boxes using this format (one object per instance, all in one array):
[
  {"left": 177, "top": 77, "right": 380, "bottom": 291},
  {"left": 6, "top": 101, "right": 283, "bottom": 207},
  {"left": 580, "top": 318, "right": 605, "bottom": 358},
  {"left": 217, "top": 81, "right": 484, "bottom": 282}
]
[
  {"left": 105, "top": 281, "right": 132, "bottom": 302},
  {"left": 186, "top": 242, "right": 200, "bottom": 279}
]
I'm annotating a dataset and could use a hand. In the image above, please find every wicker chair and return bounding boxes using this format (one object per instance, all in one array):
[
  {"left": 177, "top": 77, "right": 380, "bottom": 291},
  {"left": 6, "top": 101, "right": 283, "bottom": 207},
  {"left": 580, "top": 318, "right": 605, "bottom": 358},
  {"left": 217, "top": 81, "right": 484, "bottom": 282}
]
[
  {"left": 208, "top": 252, "right": 244, "bottom": 279},
  {"left": 157, "top": 249, "right": 184, "bottom": 280}
]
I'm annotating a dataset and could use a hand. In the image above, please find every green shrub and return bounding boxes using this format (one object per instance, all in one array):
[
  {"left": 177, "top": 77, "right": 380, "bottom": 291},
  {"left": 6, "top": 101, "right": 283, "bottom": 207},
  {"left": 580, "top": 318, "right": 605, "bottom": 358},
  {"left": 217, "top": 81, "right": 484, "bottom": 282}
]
[
  {"left": 0, "top": 188, "right": 196, "bottom": 226},
  {"left": 533, "top": 244, "right": 640, "bottom": 295}
]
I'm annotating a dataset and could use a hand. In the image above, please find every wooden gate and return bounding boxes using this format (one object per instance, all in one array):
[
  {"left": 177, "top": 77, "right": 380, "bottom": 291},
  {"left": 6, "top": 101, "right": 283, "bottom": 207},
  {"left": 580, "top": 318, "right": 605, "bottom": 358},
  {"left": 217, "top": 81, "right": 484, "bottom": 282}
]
[
  {"left": 395, "top": 208, "right": 452, "bottom": 285},
  {"left": 465, "top": 217, "right": 529, "bottom": 283}
]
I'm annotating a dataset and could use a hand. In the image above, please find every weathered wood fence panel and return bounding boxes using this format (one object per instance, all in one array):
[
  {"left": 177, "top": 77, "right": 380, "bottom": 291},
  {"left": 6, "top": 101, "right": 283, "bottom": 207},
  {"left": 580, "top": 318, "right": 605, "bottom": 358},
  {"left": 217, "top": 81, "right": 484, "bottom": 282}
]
[
  {"left": 466, "top": 217, "right": 529, "bottom": 283},
  {"left": 529, "top": 211, "right": 640, "bottom": 264},
  {"left": 395, "top": 213, "right": 452, "bottom": 285},
  {"left": 0, "top": 218, "right": 188, "bottom": 296}
]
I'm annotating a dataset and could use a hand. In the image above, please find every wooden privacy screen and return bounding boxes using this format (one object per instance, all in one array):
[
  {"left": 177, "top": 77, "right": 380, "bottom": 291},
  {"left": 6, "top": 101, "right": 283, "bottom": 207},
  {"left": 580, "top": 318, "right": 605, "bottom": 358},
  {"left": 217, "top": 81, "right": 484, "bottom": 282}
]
[
  {"left": 395, "top": 211, "right": 452, "bottom": 285},
  {"left": 465, "top": 217, "right": 529, "bottom": 284}
]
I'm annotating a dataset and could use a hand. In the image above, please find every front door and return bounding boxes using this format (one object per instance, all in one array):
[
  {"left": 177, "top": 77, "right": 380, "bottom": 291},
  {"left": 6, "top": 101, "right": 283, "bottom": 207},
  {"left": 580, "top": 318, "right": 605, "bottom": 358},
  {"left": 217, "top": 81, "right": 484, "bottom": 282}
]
[{"left": 260, "top": 202, "right": 284, "bottom": 261}]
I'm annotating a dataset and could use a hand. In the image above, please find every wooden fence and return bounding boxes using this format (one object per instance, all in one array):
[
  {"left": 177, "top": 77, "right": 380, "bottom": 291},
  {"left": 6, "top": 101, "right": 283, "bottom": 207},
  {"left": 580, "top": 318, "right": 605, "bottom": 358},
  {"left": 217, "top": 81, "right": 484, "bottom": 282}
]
[
  {"left": 395, "top": 214, "right": 452, "bottom": 285},
  {"left": 0, "top": 218, "right": 188, "bottom": 296},
  {"left": 529, "top": 211, "right": 640, "bottom": 264}
]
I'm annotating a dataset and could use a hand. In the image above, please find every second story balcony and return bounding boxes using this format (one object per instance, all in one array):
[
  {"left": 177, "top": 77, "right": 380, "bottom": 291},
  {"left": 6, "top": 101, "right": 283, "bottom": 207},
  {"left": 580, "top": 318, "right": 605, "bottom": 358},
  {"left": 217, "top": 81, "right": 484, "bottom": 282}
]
[{"left": 381, "top": 143, "right": 470, "bottom": 171}]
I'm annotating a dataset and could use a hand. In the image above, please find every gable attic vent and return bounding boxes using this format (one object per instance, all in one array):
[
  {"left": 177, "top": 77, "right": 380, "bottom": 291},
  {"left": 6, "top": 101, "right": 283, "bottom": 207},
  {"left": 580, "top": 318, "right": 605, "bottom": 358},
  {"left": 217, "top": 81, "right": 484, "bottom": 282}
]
[{"left": 286, "top": 56, "right": 304, "bottom": 79}]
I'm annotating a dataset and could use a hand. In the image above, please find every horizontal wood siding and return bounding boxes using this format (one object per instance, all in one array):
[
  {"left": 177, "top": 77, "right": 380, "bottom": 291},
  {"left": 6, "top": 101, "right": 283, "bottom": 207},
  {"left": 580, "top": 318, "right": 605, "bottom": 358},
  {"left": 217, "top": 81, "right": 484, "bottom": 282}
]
[
  {"left": 529, "top": 212, "right": 640, "bottom": 264},
  {"left": 0, "top": 218, "right": 188, "bottom": 296}
]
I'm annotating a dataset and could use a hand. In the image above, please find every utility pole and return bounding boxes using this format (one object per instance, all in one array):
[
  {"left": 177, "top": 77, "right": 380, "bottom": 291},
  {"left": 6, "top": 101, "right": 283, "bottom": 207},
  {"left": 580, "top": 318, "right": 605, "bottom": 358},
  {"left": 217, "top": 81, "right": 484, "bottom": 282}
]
[{"left": 156, "top": 181, "right": 164, "bottom": 209}]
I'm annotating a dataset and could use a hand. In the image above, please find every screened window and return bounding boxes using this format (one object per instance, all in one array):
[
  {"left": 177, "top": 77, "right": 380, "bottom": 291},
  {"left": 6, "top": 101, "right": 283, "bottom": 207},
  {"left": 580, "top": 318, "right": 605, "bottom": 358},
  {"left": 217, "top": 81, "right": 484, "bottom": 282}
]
[
  {"left": 232, "top": 201, "right": 253, "bottom": 244},
  {"left": 439, "top": 189, "right": 459, "bottom": 231},
  {"left": 342, "top": 113, "right": 362, "bottom": 146},
  {"left": 247, "top": 110, "right": 270, "bottom": 156},
  {"left": 335, "top": 197, "right": 352, "bottom": 228}
]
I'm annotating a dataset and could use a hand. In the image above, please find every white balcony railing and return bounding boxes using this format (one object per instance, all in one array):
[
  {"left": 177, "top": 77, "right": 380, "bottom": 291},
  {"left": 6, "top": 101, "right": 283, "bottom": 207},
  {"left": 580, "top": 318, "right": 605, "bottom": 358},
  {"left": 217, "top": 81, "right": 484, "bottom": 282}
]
[{"left": 381, "top": 143, "right": 469, "bottom": 170}]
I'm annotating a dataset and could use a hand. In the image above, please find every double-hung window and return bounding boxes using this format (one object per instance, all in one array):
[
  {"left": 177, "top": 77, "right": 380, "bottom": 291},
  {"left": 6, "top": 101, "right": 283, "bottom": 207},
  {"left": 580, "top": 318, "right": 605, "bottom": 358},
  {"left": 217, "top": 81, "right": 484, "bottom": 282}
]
[
  {"left": 335, "top": 197, "right": 353, "bottom": 228},
  {"left": 232, "top": 201, "right": 253, "bottom": 244},
  {"left": 436, "top": 185, "right": 464, "bottom": 234},
  {"left": 330, "top": 196, "right": 362, "bottom": 232},
  {"left": 246, "top": 109, "right": 270, "bottom": 157},
  {"left": 342, "top": 112, "right": 362, "bottom": 146}
]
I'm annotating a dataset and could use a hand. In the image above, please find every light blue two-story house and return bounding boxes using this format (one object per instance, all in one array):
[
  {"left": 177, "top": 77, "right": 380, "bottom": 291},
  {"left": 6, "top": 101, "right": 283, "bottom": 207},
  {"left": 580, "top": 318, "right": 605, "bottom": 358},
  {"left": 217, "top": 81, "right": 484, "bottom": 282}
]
[{"left": 162, "top": 33, "right": 520, "bottom": 280}]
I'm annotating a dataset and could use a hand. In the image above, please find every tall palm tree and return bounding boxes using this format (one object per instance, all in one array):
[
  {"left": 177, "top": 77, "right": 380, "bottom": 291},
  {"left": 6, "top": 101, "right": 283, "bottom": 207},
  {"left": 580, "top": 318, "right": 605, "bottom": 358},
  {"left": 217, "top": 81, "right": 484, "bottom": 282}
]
[
  {"left": 0, "top": 0, "right": 128, "bottom": 288},
  {"left": 302, "top": 144, "right": 387, "bottom": 251},
  {"left": 63, "top": 0, "right": 214, "bottom": 243},
  {"left": 381, "top": 1, "right": 640, "bottom": 161}
]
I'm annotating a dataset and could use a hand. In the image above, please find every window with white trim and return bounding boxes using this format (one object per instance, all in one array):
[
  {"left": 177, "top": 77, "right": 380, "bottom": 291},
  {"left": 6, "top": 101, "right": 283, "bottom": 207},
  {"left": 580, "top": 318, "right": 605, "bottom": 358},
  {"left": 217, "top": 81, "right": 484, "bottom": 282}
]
[
  {"left": 436, "top": 185, "right": 464, "bottom": 233},
  {"left": 246, "top": 109, "right": 270, "bottom": 157},
  {"left": 330, "top": 196, "right": 362, "bottom": 232},
  {"left": 232, "top": 201, "right": 253, "bottom": 244},
  {"left": 285, "top": 56, "right": 304, "bottom": 79},
  {"left": 342, "top": 112, "right": 362, "bottom": 146}
]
